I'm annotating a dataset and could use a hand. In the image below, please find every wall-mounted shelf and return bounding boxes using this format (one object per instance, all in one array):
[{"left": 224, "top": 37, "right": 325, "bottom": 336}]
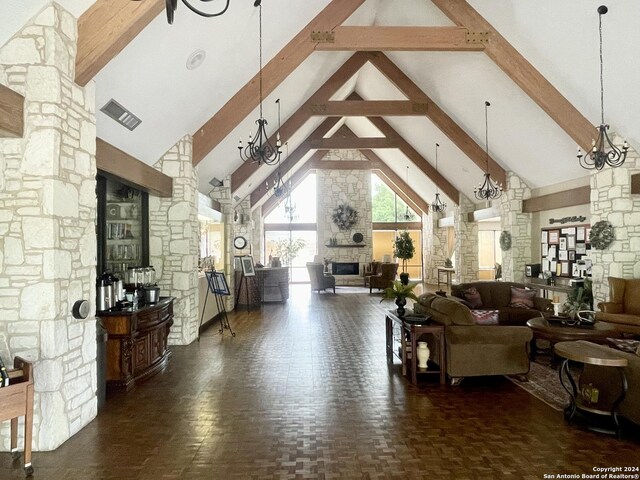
[{"left": 325, "top": 244, "right": 367, "bottom": 248}]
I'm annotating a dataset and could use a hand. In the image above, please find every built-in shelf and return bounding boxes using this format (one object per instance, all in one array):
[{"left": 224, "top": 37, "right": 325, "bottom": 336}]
[{"left": 325, "top": 244, "right": 367, "bottom": 248}]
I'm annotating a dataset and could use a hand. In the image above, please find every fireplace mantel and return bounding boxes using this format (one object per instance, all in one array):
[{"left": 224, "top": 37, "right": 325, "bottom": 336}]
[{"left": 325, "top": 244, "right": 366, "bottom": 248}]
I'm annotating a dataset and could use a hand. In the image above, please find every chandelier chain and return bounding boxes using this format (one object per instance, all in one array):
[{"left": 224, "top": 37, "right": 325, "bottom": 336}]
[
  {"left": 259, "top": 3, "right": 263, "bottom": 120},
  {"left": 599, "top": 10, "right": 604, "bottom": 125}
]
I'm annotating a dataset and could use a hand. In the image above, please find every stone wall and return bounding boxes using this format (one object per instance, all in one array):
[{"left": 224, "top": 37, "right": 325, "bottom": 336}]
[
  {"left": 589, "top": 137, "right": 640, "bottom": 304},
  {"left": 498, "top": 172, "right": 532, "bottom": 283},
  {"left": 317, "top": 150, "right": 372, "bottom": 285},
  {"left": 149, "top": 136, "right": 199, "bottom": 345},
  {"left": 0, "top": 4, "right": 97, "bottom": 450},
  {"left": 453, "top": 194, "right": 478, "bottom": 283},
  {"left": 424, "top": 211, "right": 449, "bottom": 283}
]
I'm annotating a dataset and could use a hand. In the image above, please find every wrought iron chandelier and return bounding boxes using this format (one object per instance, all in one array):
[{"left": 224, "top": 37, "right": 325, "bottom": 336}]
[
  {"left": 474, "top": 101, "right": 503, "bottom": 201},
  {"left": 267, "top": 170, "right": 290, "bottom": 198},
  {"left": 577, "top": 5, "right": 628, "bottom": 170},
  {"left": 238, "top": 2, "right": 282, "bottom": 166},
  {"left": 431, "top": 143, "right": 447, "bottom": 214},
  {"left": 164, "top": 0, "right": 230, "bottom": 25}
]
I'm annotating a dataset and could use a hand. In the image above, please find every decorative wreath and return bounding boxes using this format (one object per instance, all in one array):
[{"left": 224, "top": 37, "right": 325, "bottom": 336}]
[
  {"left": 589, "top": 220, "right": 615, "bottom": 250},
  {"left": 499, "top": 231, "right": 512, "bottom": 251},
  {"left": 331, "top": 203, "right": 359, "bottom": 231}
]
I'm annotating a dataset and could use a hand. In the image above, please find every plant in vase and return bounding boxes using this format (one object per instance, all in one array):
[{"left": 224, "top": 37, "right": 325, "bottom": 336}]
[
  {"left": 393, "top": 230, "right": 415, "bottom": 285},
  {"left": 561, "top": 277, "right": 593, "bottom": 323},
  {"left": 380, "top": 280, "right": 419, "bottom": 317}
]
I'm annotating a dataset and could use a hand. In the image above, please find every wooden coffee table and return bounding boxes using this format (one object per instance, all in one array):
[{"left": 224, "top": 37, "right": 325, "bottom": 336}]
[{"left": 526, "top": 316, "right": 620, "bottom": 365}]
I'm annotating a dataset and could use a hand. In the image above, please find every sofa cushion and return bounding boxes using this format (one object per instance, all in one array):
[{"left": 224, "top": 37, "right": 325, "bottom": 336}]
[
  {"left": 497, "top": 307, "right": 542, "bottom": 326},
  {"left": 415, "top": 294, "right": 475, "bottom": 326},
  {"left": 463, "top": 287, "right": 483, "bottom": 308},
  {"left": 471, "top": 309, "right": 499, "bottom": 325},
  {"left": 509, "top": 287, "right": 536, "bottom": 309}
]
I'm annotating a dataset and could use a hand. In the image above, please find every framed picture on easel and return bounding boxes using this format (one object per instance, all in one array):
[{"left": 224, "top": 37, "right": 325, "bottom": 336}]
[
  {"left": 241, "top": 255, "right": 255, "bottom": 277},
  {"left": 207, "top": 271, "right": 230, "bottom": 296}
]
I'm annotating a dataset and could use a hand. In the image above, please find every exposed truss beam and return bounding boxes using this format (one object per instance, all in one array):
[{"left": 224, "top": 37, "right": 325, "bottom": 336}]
[
  {"left": 308, "top": 159, "right": 379, "bottom": 170},
  {"left": 0, "top": 84, "right": 24, "bottom": 138},
  {"left": 312, "top": 26, "right": 487, "bottom": 51},
  {"left": 76, "top": 0, "right": 164, "bottom": 86},
  {"left": 192, "top": 0, "right": 366, "bottom": 165},
  {"left": 231, "top": 52, "right": 369, "bottom": 191},
  {"left": 365, "top": 52, "right": 506, "bottom": 186},
  {"left": 309, "top": 137, "right": 398, "bottom": 149},
  {"left": 305, "top": 100, "right": 428, "bottom": 117},
  {"left": 431, "top": 0, "right": 593, "bottom": 151}
]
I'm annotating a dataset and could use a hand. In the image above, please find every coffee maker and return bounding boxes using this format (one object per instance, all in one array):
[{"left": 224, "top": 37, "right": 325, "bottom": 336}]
[{"left": 97, "top": 273, "right": 114, "bottom": 312}]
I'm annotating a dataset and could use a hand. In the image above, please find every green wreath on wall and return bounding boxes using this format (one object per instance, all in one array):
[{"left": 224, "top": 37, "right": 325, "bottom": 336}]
[
  {"left": 499, "top": 231, "right": 512, "bottom": 251},
  {"left": 589, "top": 221, "right": 615, "bottom": 250},
  {"left": 331, "top": 203, "right": 359, "bottom": 231}
]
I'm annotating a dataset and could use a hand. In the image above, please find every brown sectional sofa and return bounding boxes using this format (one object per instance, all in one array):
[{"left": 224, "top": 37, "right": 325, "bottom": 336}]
[
  {"left": 414, "top": 293, "right": 533, "bottom": 384},
  {"left": 451, "top": 281, "right": 553, "bottom": 325}
]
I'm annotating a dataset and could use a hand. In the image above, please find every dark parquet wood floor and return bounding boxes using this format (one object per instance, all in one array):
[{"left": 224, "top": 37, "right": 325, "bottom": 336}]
[{"left": 2, "top": 285, "right": 639, "bottom": 479}]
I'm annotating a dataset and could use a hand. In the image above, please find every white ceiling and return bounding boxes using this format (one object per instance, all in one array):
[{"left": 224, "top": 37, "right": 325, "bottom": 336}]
[{"left": 3, "top": 0, "right": 639, "bottom": 210}]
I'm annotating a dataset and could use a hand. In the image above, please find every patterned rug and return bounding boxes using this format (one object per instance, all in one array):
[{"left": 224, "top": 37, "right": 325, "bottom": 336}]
[{"left": 508, "top": 360, "right": 571, "bottom": 411}]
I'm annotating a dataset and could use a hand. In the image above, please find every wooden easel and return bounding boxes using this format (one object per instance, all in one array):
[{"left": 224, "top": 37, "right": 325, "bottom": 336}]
[
  {"left": 198, "top": 270, "right": 235, "bottom": 339},
  {"left": 0, "top": 356, "right": 34, "bottom": 476}
]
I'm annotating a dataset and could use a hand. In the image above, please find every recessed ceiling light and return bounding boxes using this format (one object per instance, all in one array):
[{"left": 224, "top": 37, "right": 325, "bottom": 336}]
[{"left": 186, "top": 49, "right": 206, "bottom": 70}]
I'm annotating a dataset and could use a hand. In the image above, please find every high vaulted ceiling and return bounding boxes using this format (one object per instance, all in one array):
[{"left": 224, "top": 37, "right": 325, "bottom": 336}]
[{"left": 3, "top": 0, "right": 639, "bottom": 212}]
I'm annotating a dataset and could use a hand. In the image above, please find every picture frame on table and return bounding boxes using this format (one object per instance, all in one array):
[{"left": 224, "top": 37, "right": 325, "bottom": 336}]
[
  {"left": 548, "top": 230, "right": 560, "bottom": 244},
  {"left": 241, "top": 255, "right": 255, "bottom": 277}
]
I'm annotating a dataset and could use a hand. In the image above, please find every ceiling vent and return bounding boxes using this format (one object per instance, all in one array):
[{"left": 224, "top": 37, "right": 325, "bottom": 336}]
[{"left": 100, "top": 99, "right": 142, "bottom": 131}]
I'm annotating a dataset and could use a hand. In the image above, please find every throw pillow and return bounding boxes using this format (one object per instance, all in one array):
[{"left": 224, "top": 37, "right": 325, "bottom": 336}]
[
  {"left": 509, "top": 287, "right": 535, "bottom": 309},
  {"left": 463, "top": 287, "right": 483, "bottom": 309},
  {"left": 471, "top": 309, "right": 499, "bottom": 325}
]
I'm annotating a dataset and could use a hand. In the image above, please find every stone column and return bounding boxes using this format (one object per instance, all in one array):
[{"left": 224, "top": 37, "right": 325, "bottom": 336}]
[
  {"left": 589, "top": 138, "right": 640, "bottom": 304},
  {"left": 498, "top": 172, "right": 532, "bottom": 283},
  {"left": 0, "top": 4, "right": 97, "bottom": 450},
  {"left": 453, "top": 194, "right": 478, "bottom": 283},
  {"left": 149, "top": 136, "right": 199, "bottom": 345},
  {"left": 424, "top": 211, "right": 448, "bottom": 284}
]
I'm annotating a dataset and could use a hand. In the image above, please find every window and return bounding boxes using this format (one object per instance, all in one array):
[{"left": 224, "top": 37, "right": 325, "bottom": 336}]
[
  {"left": 371, "top": 174, "right": 419, "bottom": 222},
  {"left": 478, "top": 229, "right": 502, "bottom": 280}
]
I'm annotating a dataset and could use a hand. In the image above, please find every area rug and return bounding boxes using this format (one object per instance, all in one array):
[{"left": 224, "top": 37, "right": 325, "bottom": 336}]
[{"left": 508, "top": 360, "right": 571, "bottom": 411}]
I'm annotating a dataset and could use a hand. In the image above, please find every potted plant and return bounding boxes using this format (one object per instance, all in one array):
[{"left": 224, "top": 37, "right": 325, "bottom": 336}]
[
  {"left": 381, "top": 280, "right": 419, "bottom": 317},
  {"left": 562, "top": 278, "right": 593, "bottom": 321},
  {"left": 393, "top": 230, "right": 415, "bottom": 285}
]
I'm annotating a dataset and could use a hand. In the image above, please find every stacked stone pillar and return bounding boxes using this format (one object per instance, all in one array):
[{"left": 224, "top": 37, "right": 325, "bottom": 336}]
[
  {"left": 149, "top": 136, "right": 200, "bottom": 345},
  {"left": 0, "top": 4, "right": 97, "bottom": 450},
  {"left": 589, "top": 138, "right": 640, "bottom": 304},
  {"left": 498, "top": 172, "right": 532, "bottom": 283},
  {"left": 453, "top": 194, "right": 478, "bottom": 283},
  {"left": 423, "top": 211, "right": 448, "bottom": 284}
]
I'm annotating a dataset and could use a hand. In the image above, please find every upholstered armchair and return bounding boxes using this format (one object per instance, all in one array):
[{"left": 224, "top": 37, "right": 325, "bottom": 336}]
[
  {"left": 596, "top": 277, "right": 640, "bottom": 334},
  {"left": 363, "top": 261, "right": 381, "bottom": 287},
  {"left": 368, "top": 263, "right": 398, "bottom": 293},
  {"left": 306, "top": 263, "right": 336, "bottom": 293}
]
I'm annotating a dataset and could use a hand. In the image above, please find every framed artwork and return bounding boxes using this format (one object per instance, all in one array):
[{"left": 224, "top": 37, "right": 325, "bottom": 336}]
[
  {"left": 542, "top": 244, "right": 549, "bottom": 256},
  {"left": 576, "top": 243, "right": 587, "bottom": 255},
  {"left": 548, "top": 246, "right": 557, "bottom": 259},
  {"left": 561, "top": 227, "right": 576, "bottom": 236},
  {"left": 567, "top": 236, "right": 576, "bottom": 250},
  {"left": 541, "top": 231, "right": 548, "bottom": 243},
  {"left": 234, "top": 255, "right": 243, "bottom": 271},
  {"left": 576, "top": 226, "right": 586, "bottom": 241},
  {"left": 559, "top": 237, "right": 567, "bottom": 251},
  {"left": 241, "top": 255, "right": 255, "bottom": 277},
  {"left": 548, "top": 230, "right": 560, "bottom": 244},
  {"left": 569, "top": 250, "right": 576, "bottom": 261},
  {"left": 555, "top": 262, "right": 562, "bottom": 276},
  {"left": 585, "top": 228, "right": 592, "bottom": 243},
  {"left": 206, "top": 271, "right": 230, "bottom": 296},
  {"left": 561, "top": 262, "right": 570, "bottom": 275},
  {"left": 559, "top": 250, "right": 568, "bottom": 261}
]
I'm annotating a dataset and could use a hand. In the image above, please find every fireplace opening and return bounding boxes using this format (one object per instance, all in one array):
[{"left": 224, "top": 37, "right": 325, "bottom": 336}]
[{"left": 332, "top": 262, "right": 359, "bottom": 275}]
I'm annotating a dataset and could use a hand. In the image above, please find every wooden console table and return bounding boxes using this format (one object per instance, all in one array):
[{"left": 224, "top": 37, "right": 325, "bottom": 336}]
[
  {"left": 437, "top": 267, "right": 455, "bottom": 290},
  {"left": 385, "top": 310, "right": 446, "bottom": 385},
  {"left": 0, "top": 356, "right": 34, "bottom": 476},
  {"left": 98, "top": 297, "right": 174, "bottom": 392},
  {"left": 554, "top": 340, "right": 628, "bottom": 437}
]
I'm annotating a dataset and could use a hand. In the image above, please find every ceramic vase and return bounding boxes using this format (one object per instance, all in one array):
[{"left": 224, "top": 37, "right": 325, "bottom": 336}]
[
  {"left": 395, "top": 297, "right": 407, "bottom": 317},
  {"left": 552, "top": 302, "right": 561, "bottom": 316},
  {"left": 416, "top": 342, "right": 430, "bottom": 369}
]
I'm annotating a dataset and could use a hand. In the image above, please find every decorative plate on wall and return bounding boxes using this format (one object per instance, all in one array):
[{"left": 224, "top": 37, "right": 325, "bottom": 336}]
[{"left": 352, "top": 232, "right": 364, "bottom": 243}]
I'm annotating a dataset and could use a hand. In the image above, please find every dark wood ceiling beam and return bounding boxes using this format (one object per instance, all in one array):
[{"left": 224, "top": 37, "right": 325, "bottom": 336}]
[
  {"left": 192, "top": 0, "right": 366, "bottom": 165},
  {"left": 76, "top": 0, "right": 164, "bottom": 86},
  {"left": 431, "top": 0, "right": 593, "bottom": 151},
  {"left": 309, "top": 160, "right": 379, "bottom": 170},
  {"left": 0, "top": 84, "right": 24, "bottom": 138},
  {"left": 230, "top": 51, "right": 369, "bottom": 191},
  {"left": 522, "top": 186, "right": 590, "bottom": 213},
  {"left": 305, "top": 100, "right": 428, "bottom": 116},
  {"left": 312, "top": 26, "right": 487, "bottom": 51},
  {"left": 365, "top": 52, "right": 506, "bottom": 186},
  {"left": 309, "top": 137, "right": 398, "bottom": 149}
]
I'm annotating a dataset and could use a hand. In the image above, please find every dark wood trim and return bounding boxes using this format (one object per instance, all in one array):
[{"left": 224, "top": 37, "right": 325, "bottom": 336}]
[
  {"left": 522, "top": 186, "right": 590, "bottom": 213},
  {"left": 632, "top": 173, "right": 640, "bottom": 195},
  {"left": 309, "top": 136, "right": 398, "bottom": 150},
  {"left": 309, "top": 160, "right": 377, "bottom": 170},
  {"left": 0, "top": 84, "right": 24, "bottom": 138},
  {"left": 263, "top": 223, "right": 317, "bottom": 231},
  {"left": 372, "top": 222, "right": 422, "bottom": 231},
  {"left": 304, "top": 100, "right": 429, "bottom": 116},
  {"left": 96, "top": 138, "right": 173, "bottom": 198},
  {"left": 467, "top": 206, "right": 500, "bottom": 222}
]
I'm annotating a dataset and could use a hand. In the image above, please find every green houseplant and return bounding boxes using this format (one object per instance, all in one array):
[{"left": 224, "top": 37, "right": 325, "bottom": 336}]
[
  {"left": 562, "top": 277, "right": 593, "bottom": 320},
  {"left": 381, "top": 280, "right": 419, "bottom": 317},
  {"left": 393, "top": 230, "right": 415, "bottom": 285}
]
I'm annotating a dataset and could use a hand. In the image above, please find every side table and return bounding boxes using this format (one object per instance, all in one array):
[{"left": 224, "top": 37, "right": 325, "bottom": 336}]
[
  {"left": 385, "top": 310, "right": 446, "bottom": 385},
  {"left": 554, "top": 340, "right": 628, "bottom": 437},
  {"left": 437, "top": 267, "right": 455, "bottom": 291}
]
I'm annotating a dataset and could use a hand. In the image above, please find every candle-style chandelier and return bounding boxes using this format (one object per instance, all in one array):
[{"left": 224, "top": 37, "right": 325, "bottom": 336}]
[
  {"left": 238, "top": 2, "right": 282, "bottom": 166},
  {"left": 431, "top": 143, "right": 447, "bottom": 214},
  {"left": 577, "top": 5, "right": 628, "bottom": 170},
  {"left": 164, "top": 0, "right": 230, "bottom": 25},
  {"left": 474, "top": 101, "right": 503, "bottom": 201}
]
